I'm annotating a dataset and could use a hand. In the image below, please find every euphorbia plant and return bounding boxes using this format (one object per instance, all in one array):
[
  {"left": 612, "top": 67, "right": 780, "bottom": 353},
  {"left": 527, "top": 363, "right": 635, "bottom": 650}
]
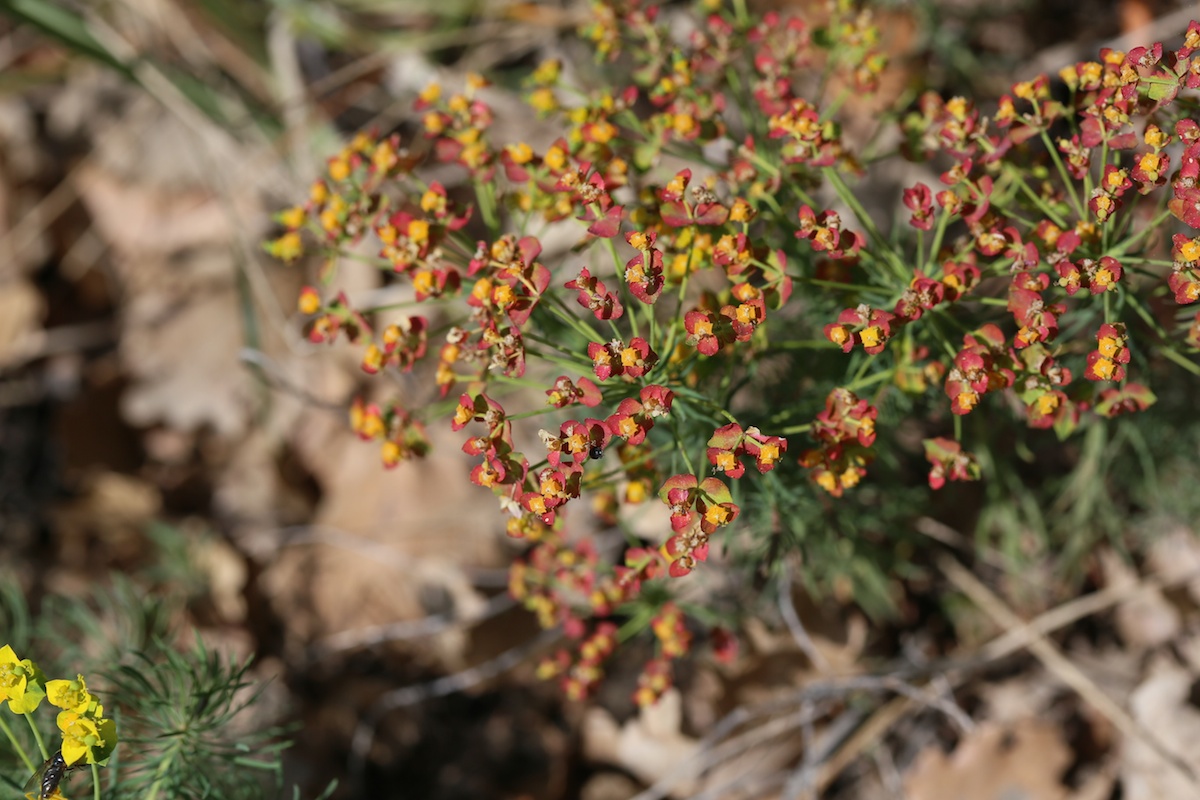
[{"left": 269, "top": 0, "right": 1200, "bottom": 702}]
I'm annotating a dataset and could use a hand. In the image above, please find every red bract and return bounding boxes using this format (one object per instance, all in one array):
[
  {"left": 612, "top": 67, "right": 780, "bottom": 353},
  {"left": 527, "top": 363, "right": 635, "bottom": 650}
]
[
  {"left": 685, "top": 309, "right": 731, "bottom": 355},
  {"left": 706, "top": 422, "right": 787, "bottom": 478},
  {"left": 812, "top": 388, "right": 877, "bottom": 447},
  {"left": 941, "top": 258, "right": 981, "bottom": 300},
  {"left": 894, "top": 272, "right": 945, "bottom": 321},
  {"left": 1007, "top": 272, "right": 1062, "bottom": 349},
  {"left": 606, "top": 397, "right": 651, "bottom": 445},
  {"left": 1170, "top": 233, "right": 1200, "bottom": 303},
  {"left": 565, "top": 267, "right": 625, "bottom": 320},
  {"left": 802, "top": 388, "right": 879, "bottom": 496},
  {"left": 1084, "top": 323, "right": 1131, "bottom": 382},
  {"left": 706, "top": 423, "right": 747, "bottom": 478},
  {"left": 923, "top": 438, "right": 981, "bottom": 489},
  {"left": 824, "top": 304, "right": 895, "bottom": 354},
  {"left": 767, "top": 97, "right": 845, "bottom": 166},
  {"left": 543, "top": 418, "right": 612, "bottom": 466},
  {"left": 1095, "top": 383, "right": 1156, "bottom": 417},
  {"left": 624, "top": 231, "right": 666, "bottom": 304},
  {"left": 640, "top": 384, "right": 674, "bottom": 418},
  {"left": 658, "top": 169, "right": 730, "bottom": 227},
  {"left": 587, "top": 337, "right": 658, "bottom": 381},
  {"left": 795, "top": 206, "right": 864, "bottom": 259},
  {"left": 452, "top": 392, "right": 506, "bottom": 432},
  {"left": 545, "top": 376, "right": 602, "bottom": 408},
  {"left": 903, "top": 182, "right": 935, "bottom": 230},
  {"left": 944, "top": 325, "right": 1016, "bottom": 415}
]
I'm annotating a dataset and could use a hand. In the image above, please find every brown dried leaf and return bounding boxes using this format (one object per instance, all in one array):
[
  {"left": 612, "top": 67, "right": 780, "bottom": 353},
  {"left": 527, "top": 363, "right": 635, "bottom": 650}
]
[
  {"left": 905, "top": 719, "right": 1071, "bottom": 800},
  {"left": 1121, "top": 657, "right": 1200, "bottom": 800}
]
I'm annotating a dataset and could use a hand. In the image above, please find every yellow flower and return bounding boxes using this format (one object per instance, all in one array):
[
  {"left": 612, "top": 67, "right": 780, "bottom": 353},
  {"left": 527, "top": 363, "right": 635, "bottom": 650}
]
[
  {"left": 57, "top": 711, "right": 117, "bottom": 766},
  {"left": 327, "top": 156, "right": 351, "bottom": 183},
  {"left": 0, "top": 645, "right": 45, "bottom": 715},
  {"left": 278, "top": 206, "right": 306, "bottom": 230},
  {"left": 419, "top": 83, "right": 441, "bottom": 107},
  {"left": 532, "top": 59, "right": 560, "bottom": 85},
  {"left": 45, "top": 675, "right": 93, "bottom": 714},
  {"left": 267, "top": 232, "right": 303, "bottom": 262},
  {"left": 528, "top": 88, "right": 557, "bottom": 114}
]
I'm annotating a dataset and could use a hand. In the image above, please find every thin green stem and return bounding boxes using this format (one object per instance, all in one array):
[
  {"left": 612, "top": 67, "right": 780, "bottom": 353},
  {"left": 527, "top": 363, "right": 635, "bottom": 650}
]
[
  {"left": 823, "top": 167, "right": 907, "bottom": 281},
  {"left": 1157, "top": 344, "right": 1200, "bottom": 376},
  {"left": 1107, "top": 208, "right": 1173, "bottom": 256},
  {"left": 1039, "top": 130, "right": 1084, "bottom": 219},
  {"left": 1002, "top": 163, "right": 1068, "bottom": 228},
  {"left": 845, "top": 368, "right": 894, "bottom": 394},
  {"left": 24, "top": 713, "right": 47, "bottom": 761},
  {"left": 144, "top": 738, "right": 183, "bottom": 800},
  {"left": 473, "top": 178, "right": 499, "bottom": 235},
  {"left": 0, "top": 714, "right": 36, "bottom": 772},
  {"left": 603, "top": 236, "right": 641, "bottom": 339},
  {"left": 92, "top": 762, "right": 101, "bottom": 800}
]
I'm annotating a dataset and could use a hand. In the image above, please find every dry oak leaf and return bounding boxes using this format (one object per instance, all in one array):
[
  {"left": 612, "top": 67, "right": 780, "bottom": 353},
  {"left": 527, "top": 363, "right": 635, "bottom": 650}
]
[{"left": 905, "top": 718, "right": 1071, "bottom": 800}]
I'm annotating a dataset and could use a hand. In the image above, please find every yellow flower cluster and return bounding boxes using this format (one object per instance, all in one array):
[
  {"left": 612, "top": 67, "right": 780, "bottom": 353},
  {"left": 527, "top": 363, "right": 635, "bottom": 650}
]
[{"left": 1, "top": 645, "right": 118, "bottom": 769}]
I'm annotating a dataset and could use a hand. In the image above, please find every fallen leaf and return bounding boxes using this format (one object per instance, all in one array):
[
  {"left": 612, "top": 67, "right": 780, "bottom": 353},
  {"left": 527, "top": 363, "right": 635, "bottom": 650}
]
[
  {"left": 905, "top": 719, "right": 1071, "bottom": 800},
  {"left": 1121, "top": 656, "right": 1200, "bottom": 800}
]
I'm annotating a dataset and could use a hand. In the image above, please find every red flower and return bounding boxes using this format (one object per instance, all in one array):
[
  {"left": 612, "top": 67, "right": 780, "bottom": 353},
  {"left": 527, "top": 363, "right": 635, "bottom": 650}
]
[
  {"left": 606, "top": 397, "right": 651, "bottom": 445},
  {"left": 589, "top": 336, "right": 657, "bottom": 381},
  {"left": 903, "top": 182, "right": 935, "bottom": 230},
  {"left": 795, "top": 206, "right": 864, "bottom": 259},
  {"left": 545, "top": 376, "right": 602, "bottom": 408},
  {"left": 566, "top": 267, "right": 625, "bottom": 320},
  {"left": 923, "top": 438, "right": 981, "bottom": 489},
  {"left": 894, "top": 272, "right": 945, "bottom": 321},
  {"left": 1084, "top": 322, "right": 1130, "bottom": 382},
  {"left": 824, "top": 305, "right": 895, "bottom": 354},
  {"left": 1095, "top": 383, "right": 1156, "bottom": 417},
  {"left": 624, "top": 231, "right": 666, "bottom": 304},
  {"left": 706, "top": 423, "right": 747, "bottom": 479}
]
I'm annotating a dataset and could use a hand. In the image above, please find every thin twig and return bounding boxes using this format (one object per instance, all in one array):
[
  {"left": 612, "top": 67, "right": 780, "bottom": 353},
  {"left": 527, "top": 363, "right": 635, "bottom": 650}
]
[
  {"left": 0, "top": 321, "right": 115, "bottom": 371},
  {"left": 238, "top": 348, "right": 347, "bottom": 412},
  {"left": 783, "top": 709, "right": 865, "bottom": 800},
  {"left": 778, "top": 567, "right": 832, "bottom": 673},
  {"left": 317, "top": 592, "right": 517, "bottom": 655},
  {"left": 940, "top": 554, "right": 1200, "bottom": 790}
]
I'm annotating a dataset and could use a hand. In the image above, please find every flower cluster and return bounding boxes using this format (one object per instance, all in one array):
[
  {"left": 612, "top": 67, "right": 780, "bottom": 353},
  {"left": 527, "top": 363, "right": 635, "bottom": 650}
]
[
  {"left": 1, "top": 644, "right": 118, "bottom": 798},
  {"left": 271, "top": 2, "right": 1200, "bottom": 703}
]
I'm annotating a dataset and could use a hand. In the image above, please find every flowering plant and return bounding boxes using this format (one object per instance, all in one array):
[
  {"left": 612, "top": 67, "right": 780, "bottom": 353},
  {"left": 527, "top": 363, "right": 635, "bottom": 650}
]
[
  {"left": 0, "top": 644, "right": 116, "bottom": 799},
  {"left": 269, "top": 0, "right": 1200, "bottom": 703}
]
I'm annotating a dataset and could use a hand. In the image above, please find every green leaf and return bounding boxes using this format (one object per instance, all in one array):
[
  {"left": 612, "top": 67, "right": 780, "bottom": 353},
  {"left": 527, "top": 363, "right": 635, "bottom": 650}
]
[{"left": 1, "top": 0, "right": 129, "bottom": 75}]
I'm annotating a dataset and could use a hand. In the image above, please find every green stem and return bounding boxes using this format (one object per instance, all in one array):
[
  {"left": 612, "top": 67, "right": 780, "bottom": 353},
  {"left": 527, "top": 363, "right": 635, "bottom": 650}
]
[
  {"left": 24, "top": 713, "right": 47, "bottom": 761},
  {"left": 92, "top": 762, "right": 101, "bottom": 800},
  {"left": 1157, "top": 344, "right": 1200, "bottom": 377},
  {"left": 1002, "top": 162, "right": 1068, "bottom": 229},
  {"left": 603, "top": 235, "right": 641, "bottom": 339},
  {"left": 1107, "top": 208, "right": 1173, "bottom": 257},
  {"left": 144, "top": 738, "right": 183, "bottom": 800},
  {"left": 823, "top": 167, "right": 907, "bottom": 281},
  {"left": 473, "top": 178, "right": 499, "bottom": 235},
  {"left": 0, "top": 714, "right": 36, "bottom": 772},
  {"left": 1039, "top": 130, "right": 1084, "bottom": 219},
  {"left": 845, "top": 367, "right": 894, "bottom": 393}
]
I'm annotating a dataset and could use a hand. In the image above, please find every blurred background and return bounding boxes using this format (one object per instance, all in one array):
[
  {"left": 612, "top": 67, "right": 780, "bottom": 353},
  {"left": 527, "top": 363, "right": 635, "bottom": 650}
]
[{"left": 4, "top": 0, "right": 1200, "bottom": 798}]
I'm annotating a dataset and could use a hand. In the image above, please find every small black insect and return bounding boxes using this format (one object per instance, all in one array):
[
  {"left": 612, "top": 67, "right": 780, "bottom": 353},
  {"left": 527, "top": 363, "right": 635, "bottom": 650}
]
[
  {"left": 588, "top": 443, "right": 605, "bottom": 460},
  {"left": 23, "top": 750, "right": 67, "bottom": 800}
]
